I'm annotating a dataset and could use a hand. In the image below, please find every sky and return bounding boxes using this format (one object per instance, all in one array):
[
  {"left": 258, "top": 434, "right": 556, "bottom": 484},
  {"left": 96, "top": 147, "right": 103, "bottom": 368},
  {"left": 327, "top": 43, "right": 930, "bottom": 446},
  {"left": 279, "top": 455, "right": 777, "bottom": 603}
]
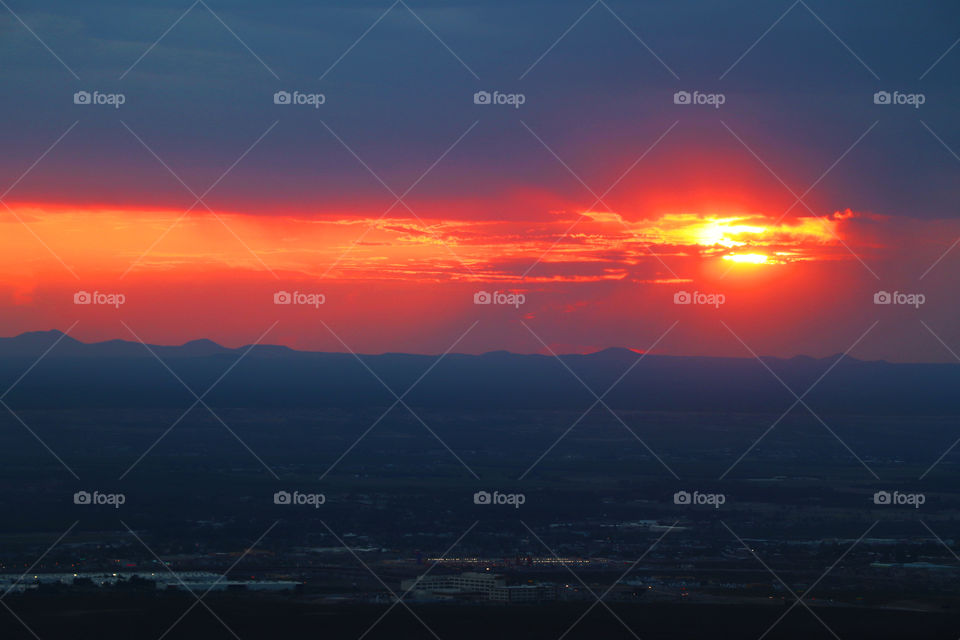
[{"left": 1, "top": 0, "right": 958, "bottom": 361}]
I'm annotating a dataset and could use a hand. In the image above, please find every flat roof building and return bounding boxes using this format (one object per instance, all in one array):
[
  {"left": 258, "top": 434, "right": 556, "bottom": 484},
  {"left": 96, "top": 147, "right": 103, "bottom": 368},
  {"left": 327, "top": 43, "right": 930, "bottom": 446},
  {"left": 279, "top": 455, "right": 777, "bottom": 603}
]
[{"left": 401, "top": 572, "right": 555, "bottom": 602}]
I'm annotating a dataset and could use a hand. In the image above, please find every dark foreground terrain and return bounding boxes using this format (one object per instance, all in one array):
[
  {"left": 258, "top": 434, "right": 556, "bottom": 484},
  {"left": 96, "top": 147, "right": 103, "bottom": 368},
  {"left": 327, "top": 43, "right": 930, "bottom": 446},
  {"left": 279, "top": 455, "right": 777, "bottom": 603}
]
[
  {"left": 2, "top": 594, "right": 958, "bottom": 640},
  {"left": 1, "top": 333, "right": 957, "bottom": 639}
]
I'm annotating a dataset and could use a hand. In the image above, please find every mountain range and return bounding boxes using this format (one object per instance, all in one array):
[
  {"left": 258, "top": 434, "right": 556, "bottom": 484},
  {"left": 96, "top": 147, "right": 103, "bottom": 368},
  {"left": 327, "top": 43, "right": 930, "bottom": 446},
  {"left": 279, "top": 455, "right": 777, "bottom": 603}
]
[{"left": 0, "top": 330, "right": 956, "bottom": 414}]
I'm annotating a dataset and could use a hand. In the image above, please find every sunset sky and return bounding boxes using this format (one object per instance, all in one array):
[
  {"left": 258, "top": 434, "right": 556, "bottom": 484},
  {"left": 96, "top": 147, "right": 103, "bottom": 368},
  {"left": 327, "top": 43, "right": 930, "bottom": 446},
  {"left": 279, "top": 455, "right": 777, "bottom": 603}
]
[{"left": 1, "top": 0, "right": 958, "bottom": 360}]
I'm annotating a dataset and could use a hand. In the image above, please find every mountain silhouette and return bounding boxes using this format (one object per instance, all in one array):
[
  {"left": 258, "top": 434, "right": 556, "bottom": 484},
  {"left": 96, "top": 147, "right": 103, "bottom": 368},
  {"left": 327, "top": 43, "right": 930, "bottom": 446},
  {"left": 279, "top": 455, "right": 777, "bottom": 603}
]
[{"left": 0, "top": 331, "right": 956, "bottom": 414}]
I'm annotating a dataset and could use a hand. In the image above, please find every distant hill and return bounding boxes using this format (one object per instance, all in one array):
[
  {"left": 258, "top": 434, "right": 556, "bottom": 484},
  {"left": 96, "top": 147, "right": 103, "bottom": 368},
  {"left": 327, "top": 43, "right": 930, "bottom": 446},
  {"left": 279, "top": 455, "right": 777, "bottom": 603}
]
[{"left": 0, "top": 330, "right": 957, "bottom": 414}]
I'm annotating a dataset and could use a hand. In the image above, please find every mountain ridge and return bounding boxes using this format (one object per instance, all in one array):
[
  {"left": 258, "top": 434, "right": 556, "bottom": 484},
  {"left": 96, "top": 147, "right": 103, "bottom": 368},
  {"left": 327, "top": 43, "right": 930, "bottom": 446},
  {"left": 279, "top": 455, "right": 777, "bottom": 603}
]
[
  {"left": 0, "top": 330, "right": 890, "bottom": 364},
  {"left": 0, "top": 330, "right": 956, "bottom": 414}
]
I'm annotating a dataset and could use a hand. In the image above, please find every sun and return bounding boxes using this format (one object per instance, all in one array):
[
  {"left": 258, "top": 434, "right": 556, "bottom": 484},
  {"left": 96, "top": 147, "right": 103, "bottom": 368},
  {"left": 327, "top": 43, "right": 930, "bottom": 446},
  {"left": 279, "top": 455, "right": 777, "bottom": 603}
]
[
  {"left": 694, "top": 218, "right": 767, "bottom": 248},
  {"left": 722, "top": 253, "right": 769, "bottom": 264}
]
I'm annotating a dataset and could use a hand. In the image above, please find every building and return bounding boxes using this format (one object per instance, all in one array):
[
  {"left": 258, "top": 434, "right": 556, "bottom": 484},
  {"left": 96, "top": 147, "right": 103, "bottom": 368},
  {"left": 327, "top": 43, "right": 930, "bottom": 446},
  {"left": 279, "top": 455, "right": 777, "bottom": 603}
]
[{"left": 400, "top": 572, "right": 555, "bottom": 602}]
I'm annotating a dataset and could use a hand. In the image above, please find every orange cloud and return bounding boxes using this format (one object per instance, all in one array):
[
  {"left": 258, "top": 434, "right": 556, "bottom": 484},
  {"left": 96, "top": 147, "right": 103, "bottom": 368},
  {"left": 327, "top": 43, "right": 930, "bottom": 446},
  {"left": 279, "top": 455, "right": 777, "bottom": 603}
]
[{"left": 0, "top": 202, "right": 913, "bottom": 290}]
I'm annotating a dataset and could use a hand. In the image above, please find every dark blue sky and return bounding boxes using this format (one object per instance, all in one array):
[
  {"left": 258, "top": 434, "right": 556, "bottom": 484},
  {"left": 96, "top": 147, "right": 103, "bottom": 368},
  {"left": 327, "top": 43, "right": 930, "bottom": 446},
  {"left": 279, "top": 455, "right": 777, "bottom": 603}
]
[
  {"left": 1, "top": 1, "right": 959, "bottom": 361},
  {"left": 1, "top": 0, "right": 957, "bottom": 218}
]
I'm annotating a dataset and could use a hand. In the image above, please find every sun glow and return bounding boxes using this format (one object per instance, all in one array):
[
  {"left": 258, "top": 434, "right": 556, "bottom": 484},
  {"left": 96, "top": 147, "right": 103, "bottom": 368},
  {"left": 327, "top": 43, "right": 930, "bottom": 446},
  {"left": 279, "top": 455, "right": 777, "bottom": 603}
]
[
  {"left": 693, "top": 218, "right": 767, "bottom": 248},
  {"left": 723, "top": 253, "right": 769, "bottom": 264}
]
